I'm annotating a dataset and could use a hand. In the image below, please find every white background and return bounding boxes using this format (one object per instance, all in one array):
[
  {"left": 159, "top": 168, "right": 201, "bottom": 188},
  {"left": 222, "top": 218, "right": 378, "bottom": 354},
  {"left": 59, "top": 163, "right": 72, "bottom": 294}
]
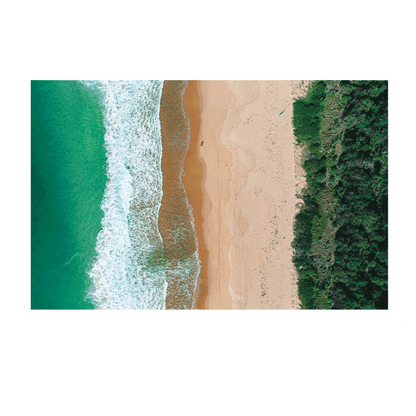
[{"left": 14, "top": 66, "right": 404, "bottom": 326}]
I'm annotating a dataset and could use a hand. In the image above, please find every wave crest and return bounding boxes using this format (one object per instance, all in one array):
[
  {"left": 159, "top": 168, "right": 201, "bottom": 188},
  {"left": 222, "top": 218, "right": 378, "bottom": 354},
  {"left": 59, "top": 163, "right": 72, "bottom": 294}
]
[{"left": 84, "top": 80, "right": 167, "bottom": 309}]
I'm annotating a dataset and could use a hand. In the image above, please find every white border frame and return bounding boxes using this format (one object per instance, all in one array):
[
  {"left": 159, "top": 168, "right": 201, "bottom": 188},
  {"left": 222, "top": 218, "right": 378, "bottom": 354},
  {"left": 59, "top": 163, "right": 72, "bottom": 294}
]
[{"left": 13, "top": 65, "right": 404, "bottom": 326}]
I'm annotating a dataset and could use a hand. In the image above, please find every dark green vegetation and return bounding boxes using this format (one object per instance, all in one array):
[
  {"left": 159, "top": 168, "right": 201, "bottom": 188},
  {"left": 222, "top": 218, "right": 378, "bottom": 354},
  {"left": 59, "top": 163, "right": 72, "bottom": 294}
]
[{"left": 292, "top": 81, "right": 388, "bottom": 309}]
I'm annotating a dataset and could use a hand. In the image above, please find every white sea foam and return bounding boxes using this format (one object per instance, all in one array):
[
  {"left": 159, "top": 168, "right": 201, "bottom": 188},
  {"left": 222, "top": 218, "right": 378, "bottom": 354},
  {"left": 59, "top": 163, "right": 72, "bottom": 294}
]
[{"left": 83, "top": 80, "right": 167, "bottom": 309}]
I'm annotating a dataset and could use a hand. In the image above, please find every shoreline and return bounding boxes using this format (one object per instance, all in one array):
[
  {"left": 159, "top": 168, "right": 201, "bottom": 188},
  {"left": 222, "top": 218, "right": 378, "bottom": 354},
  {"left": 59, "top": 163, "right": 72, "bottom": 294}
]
[
  {"left": 159, "top": 81, "right": 200, "bottom": 309},
  {"left": 182, "top": 81, "right": 209, "bottom": 309}
]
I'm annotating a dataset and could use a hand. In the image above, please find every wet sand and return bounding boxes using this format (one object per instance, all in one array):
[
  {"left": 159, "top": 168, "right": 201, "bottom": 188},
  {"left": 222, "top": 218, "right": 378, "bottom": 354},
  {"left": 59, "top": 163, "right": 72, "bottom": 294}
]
[
  {"left": 182, "top": 82, "right": 209, "bottom": 309},
  {"left": 159, "top": 81, "right": 201, "bottom": 309},
  {"left": 184, "top": 81, "right": 309, "bottom": 309}
]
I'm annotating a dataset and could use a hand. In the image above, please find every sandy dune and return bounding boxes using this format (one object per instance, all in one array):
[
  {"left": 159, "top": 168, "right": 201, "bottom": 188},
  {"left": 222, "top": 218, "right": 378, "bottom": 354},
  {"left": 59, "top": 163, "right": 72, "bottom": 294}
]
[{"left": 186, "top": 81, "right": 309, "bottom": 309}]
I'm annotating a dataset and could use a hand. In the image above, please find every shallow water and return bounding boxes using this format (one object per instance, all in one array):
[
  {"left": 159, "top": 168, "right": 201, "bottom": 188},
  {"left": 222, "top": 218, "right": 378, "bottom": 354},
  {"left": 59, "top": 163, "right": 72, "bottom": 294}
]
[
  {"left": 31, "top": 81, "right": 107, "bottom": 309},
  {"left": 32, "top": 80, "right": 201, "bottom": 309}
]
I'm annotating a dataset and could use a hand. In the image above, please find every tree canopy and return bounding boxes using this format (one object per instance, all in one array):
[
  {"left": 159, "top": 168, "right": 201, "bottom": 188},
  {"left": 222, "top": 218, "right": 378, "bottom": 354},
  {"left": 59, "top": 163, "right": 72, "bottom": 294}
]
[{"left": 292, "top": 81, "right": 388, "bottom": 309}]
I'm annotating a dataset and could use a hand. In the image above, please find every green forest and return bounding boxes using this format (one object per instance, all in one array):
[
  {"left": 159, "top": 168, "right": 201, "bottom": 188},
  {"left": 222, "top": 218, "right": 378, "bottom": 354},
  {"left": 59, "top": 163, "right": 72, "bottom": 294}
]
[{"left": 292, "top": 81, "right": 388, "bottom": 309}]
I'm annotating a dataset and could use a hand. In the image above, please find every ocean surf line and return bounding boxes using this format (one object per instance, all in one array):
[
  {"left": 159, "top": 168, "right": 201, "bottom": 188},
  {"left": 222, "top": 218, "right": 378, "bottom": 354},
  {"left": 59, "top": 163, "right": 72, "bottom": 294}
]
[{"left": 85, "top": 80, "right": 201, "bottom": 309}]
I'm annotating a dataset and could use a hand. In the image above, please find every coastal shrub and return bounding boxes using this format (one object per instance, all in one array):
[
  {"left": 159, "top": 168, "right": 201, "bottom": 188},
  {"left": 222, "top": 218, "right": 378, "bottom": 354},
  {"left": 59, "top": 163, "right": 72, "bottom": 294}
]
[{"left": 292, "top": 80, "right": 388, "bottom": 309}]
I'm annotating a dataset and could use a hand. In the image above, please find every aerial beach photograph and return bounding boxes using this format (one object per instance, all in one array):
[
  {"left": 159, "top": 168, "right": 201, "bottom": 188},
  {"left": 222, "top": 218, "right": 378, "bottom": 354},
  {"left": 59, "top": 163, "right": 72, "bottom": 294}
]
[{"left": 31, "top": 80, "right": 388, "bottom": 310}]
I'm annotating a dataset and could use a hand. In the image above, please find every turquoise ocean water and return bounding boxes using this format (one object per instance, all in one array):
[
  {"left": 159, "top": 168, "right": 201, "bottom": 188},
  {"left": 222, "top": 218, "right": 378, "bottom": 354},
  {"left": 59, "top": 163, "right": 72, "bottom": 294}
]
[
  {"left": 31, "top": 81, "right": 107, "bottom": 309},
  {"left": 31, "top": 80, "right": 200, "bottom": 309}
]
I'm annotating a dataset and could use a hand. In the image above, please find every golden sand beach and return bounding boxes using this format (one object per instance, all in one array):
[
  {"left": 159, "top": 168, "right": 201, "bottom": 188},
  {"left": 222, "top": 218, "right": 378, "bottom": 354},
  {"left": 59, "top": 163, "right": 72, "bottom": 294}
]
[{"left": 183, "top": 81, "right": 310, "bottom": 309}]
